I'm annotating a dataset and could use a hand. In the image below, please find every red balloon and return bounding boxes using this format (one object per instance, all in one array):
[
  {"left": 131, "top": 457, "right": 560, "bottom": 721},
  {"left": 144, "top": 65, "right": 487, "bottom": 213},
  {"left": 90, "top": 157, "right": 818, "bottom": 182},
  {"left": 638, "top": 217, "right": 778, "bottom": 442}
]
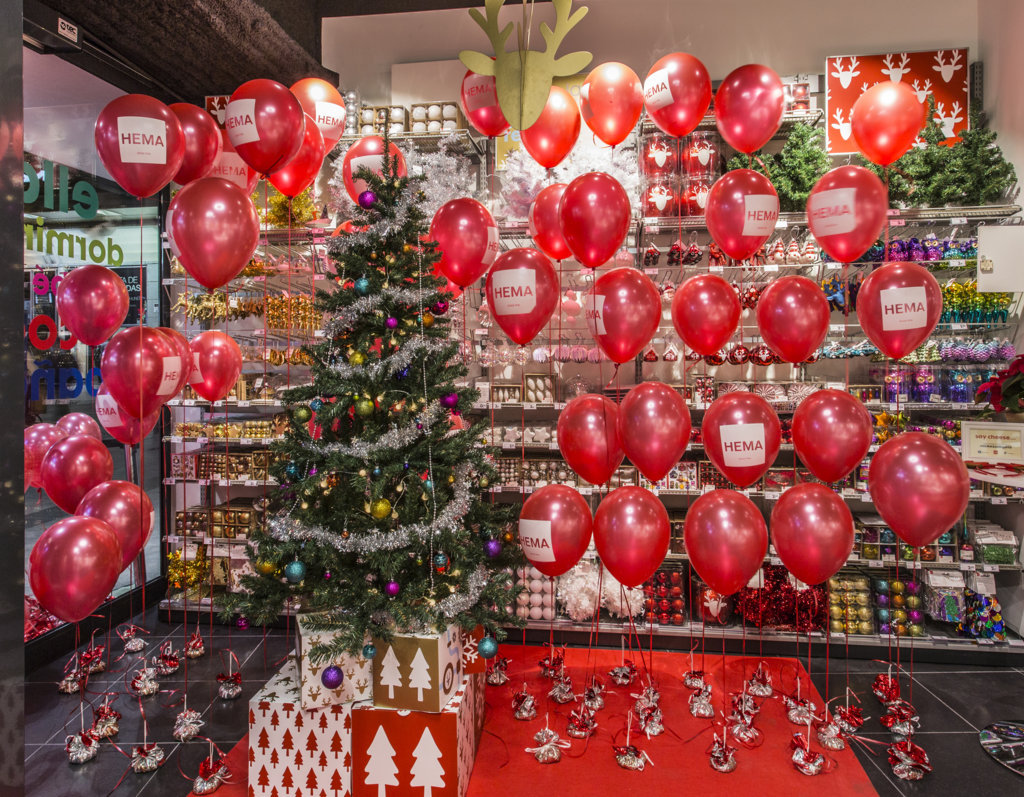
[
  {"left": 94, "top": 384, "right": 160, "bottom": 446},
  {"left": 684, "top": 489, "right": 767, "bottom": 595},
  {"left": 642, "top": 53, "right": 712, "bottom": 138},
  {"left": 459, "top": 70, "right": 510, "bottom": 138},
  {"left": 559, "top": 172, "right": 632, "bottom": 268},
  {"left": 714, "top": 64, "right": 785, "bottom": 154},
  {"left": 208, "top": 128, "right": 259, "bottom": 193},
  {"left": 869, "top": 433, "right": 969, "bottom": 547},
  {"left": 56, "top": 412, "right": 102, "bottom": 441},
  {"left": 269, "top": 113, "right": 326, "bottom": 198},
  {"left": 39, "top": 434, "right": 114, "bottom": 513},
  {"left": 169, "top": 102, "right": 222, "bottom": 185},
  {"left": 341, "top": 136, "right": 407, "bottom": 202},
  {"left": 594, "top": 486, "right": 670, "bottom": 588},
  {"left": 30, "top": 516, "right": 121, "bottom": 623},
  {"left": 100, "top": 327, "right": 179, "bottom": 417},
  {"left": 226, "top": 79, "right": 305, "bottom": 175},
  {"left": 520, "top": 86, "right": 580, "bottom": 169},
  {"left": 485, "top": 248, "right": 559, "bottom": 345},
  {"left": 857, "top": 262, "right": 942, "bottom": 360},
  {"left": 557, "top": 394, "right": 624, "bottom": 486},
  {"left": 792, "top": 389, "right": 873, "bottom": 483},
  {"left": 756, "top": 276, "right": 830, "bottom": 363},
  {"left": 55, "top": 265, "right": 129, "bottom": 346},
  {"left": 581, "top": 62, "right": 643, "bottom": 147},
  {"left": 189, "top": 331, "right": 243, "bottom": 402},
  {"left": 806, "top": 166, "right": 888, "bottom": 263},
  {"left": 705, "top": 169, "right": 779, "bottom": 261},
  {"left": 94, "top": 94, "right": 185, "bottom": 198},
  {"left": 671, "top": 273, "right": 741, "bottom": 356},
  {"left": 618, "top": 382, "right": 691, "bottom": 483},
  {"left": 584, "top": 268, "right": 661, "bottom": 363},
  {"left": 290, "top": 78, "right": 346, "bottom": 151},
  {"left": 771, "top": 484, "right": 854, "bottom": 585},
  {"left": 158, "top": 327, "right": 194, "bottom": 397},
  {"left": 24, "top": 423, "right": 67, "bottom": 490},
  {"left": 528, "top": 184, "right": 571, "bottom": 260},
  {"left": 77, "top": 480, "right": 154, "bottom": 571},
  {"left": 702, "top": 393, "right": 781, "bottom": 488},
  {"left": 167, "top": 177, "right": 260, "bottom": 291},
  {"left": 852, "top": 82, "right": 926, "bottom": 167},
  {"left": 518, "top": 485, "right": 593, "bottom": 577},
  {"left": 430, "top": 198, "right": 498, "bottom": 287}
]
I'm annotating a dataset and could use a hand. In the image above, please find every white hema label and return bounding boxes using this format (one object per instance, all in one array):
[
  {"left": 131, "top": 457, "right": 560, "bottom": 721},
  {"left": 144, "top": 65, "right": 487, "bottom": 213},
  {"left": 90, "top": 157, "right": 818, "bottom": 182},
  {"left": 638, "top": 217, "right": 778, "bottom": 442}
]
[
  {"left": 519, "top": 518, "right": 555, "bottom": 562},
  {"left": 807, "top": 188, "right": 857, "bottom": 236},
  {"left": 188, "top": 352, "right": 203, "bottom": 385},
  {"left": 880, "top": 286, "right": 928, "bottom": 331},
  {"left": 719, "top": 422, "right": 767, "bottom": 467},
  {"left": 314, "top": 101, "right": 346, "bottom": 139},
  {"left": 117, "top": 116, "right": 168, "bottom": 164},
  {"left": 491, "top": 269, "right": 537, "bottom": 315},
  {"left": 585, "top": 293, "right": 607, "bottom": 336},
  {"left": 95, "top": 393, "right": 124, "bottom": 428},
  {"left": 741, "top": 195, "right": 779, "bottom": 236},
  {"left": 483, "top": 224, "right": 500, "bottom": 267},
  {"left": 157, "top": 356, "right": 183, "bottom": 397},
  {"left": 225, "top": 98, "right": 259, "bottom": 146},
  {"left": 643, "top": 68, "right": 674, "bottom": 110},
  {"left": 461, "top": 73, "right": 496, "bottom": 112}
]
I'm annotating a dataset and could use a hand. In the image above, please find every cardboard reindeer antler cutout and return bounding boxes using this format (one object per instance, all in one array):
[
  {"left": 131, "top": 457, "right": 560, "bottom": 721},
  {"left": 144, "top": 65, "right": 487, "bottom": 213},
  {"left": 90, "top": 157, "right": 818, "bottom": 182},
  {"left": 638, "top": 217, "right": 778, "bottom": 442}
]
[{"left": 459, "top": 0, "right": 592, "bottom": 130}]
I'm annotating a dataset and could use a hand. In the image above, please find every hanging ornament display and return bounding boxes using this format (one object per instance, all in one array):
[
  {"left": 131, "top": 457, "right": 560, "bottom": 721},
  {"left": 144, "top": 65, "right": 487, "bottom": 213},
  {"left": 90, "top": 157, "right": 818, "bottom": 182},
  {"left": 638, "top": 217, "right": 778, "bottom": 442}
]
[{"left": 284, "top": 560, "right": 307, "bottom": 583}]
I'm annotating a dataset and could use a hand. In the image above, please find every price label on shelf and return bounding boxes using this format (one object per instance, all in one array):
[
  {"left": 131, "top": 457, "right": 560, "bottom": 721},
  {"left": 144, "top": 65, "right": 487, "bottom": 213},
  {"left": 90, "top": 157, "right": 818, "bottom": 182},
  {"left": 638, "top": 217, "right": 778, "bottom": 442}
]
[
  {"left": 886, "top": 209, "right": 902, "bottom": 217},
  {"left": 764, "top": 492, "right": 779, "bottom": 500},
  {"left": 775, "top": 219, "right": 788, "bottom": 229},
  {"left": 183, "top": 399, "right": 196, "bottom": 406},
  {"left": 982, "top": 564, "right": 998, "bottom": 572},
  {"left": 523, "top": 402, "right": 537, "bottom": 410},
  {"left": 889, "top": 219, "right": 906, "bottom": 227},
  {"left": 909, "top": 560, "right": 921, "bottom": 570},
  {"left": 992, "top": 496, "right": 1008, "bottom": 505},
  {"left": 959, "top": 562, "right": 976, "bottom": 571},
  {"left": 245, "top": 479, "right": 259, "bottom": 487},
  {"left": 554, "top": 402, "right": 567, "bottom": 410},
  {"left": 764, "top": 264, "right": 779, "bottom": 273},
  {"left": 548, "top": 442, "right": 560, "bottom": 450},
  {"left": 868, "top": 560, "right": 883, "bottom": 568},
  {"left": 313, "top": 330, "right": 326, "bottom": 338},
  {"left": 949, "top": 259, "right": 966, "bottom": 269},
  {"left": 237, "top": 400, "right": 251, "bottom": 407},
  {"left": 950, "top": 216, "right": 969, "bottom": 225},
  {"left": 169, "top": 435, "right": 183, "bottom": 443},
  {"left": 826, "top": 263, "right": 842, "bottom": 270},
  {"left": 829, "top": 324, "right": 846, "bottom": 334},
  {"left": 710, "top": 265, "right": 724, "bottom": 273},
  {"left": 198, "top": 479, "right": 210, "bottom": 486},
  {"left": 860, "top": 493, "right": 873, "bottom": 502},
  {"left": 644, "top": 268, "right": 658, "bottom": 276},
  {"left": 196, "top": 437, "right": 209, "bottom": 445},
  {"left": 951, "top": 323, "right": 968, "bottom": 331},
  {"left": 162, "top": 477, "right": 175, "bottom": 486},
  {"left": 501, "top": 442, "right": 516, "bottom": 450}
]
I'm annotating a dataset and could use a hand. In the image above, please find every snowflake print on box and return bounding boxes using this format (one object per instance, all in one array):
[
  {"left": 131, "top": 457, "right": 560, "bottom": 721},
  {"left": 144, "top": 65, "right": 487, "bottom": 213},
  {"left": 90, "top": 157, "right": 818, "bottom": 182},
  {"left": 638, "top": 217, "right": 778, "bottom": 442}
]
[{"left": 826, "top": 48, "right": 969, "bottom": 154}]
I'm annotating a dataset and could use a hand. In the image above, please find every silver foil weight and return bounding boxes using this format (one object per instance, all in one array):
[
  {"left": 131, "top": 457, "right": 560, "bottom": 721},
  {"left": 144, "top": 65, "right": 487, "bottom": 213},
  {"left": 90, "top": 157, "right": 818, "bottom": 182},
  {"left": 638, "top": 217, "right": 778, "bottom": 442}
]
[
  {"left": 690, "top": 684, "right": 714, "bottom": 719},
  {"left": 486, "top": 657, "right": 509, "bottom": 686},
  {"left": 637, "top": 705, "right": 664, "bottom": 739},
  {"left": 186, "top": 632, "right": 205, "bottom": 659},
  {"left": 729, "top": 714, "right": 761, "bottom": 747},
  {"left": 609, "top": 660, "right": 638, "bottom": 687},
  {"left": 584, "top": 679, "right": 605, "bottom": 712},
  {"left": 513, "top": 689, "right": 537, "bottom": 721},
  {"left": 65, "top": 731, "right": 99, "bottom": 765},
  {"left": 124, "top": 636, "right": 146, "bottom": 654},
  {"left": 632, "top": 685, "right": 660, "bottom": 715},
  {"left": 791, "top": 734, "right": 825, "bottom": 776},
  {"left": 152, "top": 642, "right": 180, "bottom": 676},
  {"left": 173, "top": 708, "right": 204, "bottom": 742},
  {"left": 130, "top": 666, "right": 159, "bottom": 697},
  {"left": 816, "top": 720, "right": 846, "bottom": 751},
  {"left": 683, "top": 669, "right": 705, "bottom": 690},
  {"left": 747, "top": 662, "right": 773, "bottom": 697},
  {"left": 888, "top": 741, "right": 932, "bottom": 781},
  {"left": 193, "top": 757, "right": 230, "bottom": 794},
  {"left": 526, "top": 728, "right": 569, "bottom": 764},
  {"left": 217, "top": 672, "right": 242, "bottom": 700},
  {"left": 784, "top": 695, "right": 817, "bottom": 726},
  {"left": 614, "top": 744, "right": 651, "bottom": 771},
  {"left": 58, "top": 671, "right": 82, "bottom": 695},
  {"left": 92, "top": 701, "right": 121, "bottom": 739},
  {"left": 881, "top": 700, "right": 920, "bottom": 742},
  {"left": 566, "top": 706, "right": 597, "bottom": 739},
  {"left": 709, "top": 735, "right": 737, "bottom": 773},
  {"left": 731, "top": 691, "right": 759, "bottom": 719},
  {"left": 548, "top": 676, "right": 575, "bottom": 704},
  {"left": 131, "top": 743, "right": 164, "bottom": 773}
]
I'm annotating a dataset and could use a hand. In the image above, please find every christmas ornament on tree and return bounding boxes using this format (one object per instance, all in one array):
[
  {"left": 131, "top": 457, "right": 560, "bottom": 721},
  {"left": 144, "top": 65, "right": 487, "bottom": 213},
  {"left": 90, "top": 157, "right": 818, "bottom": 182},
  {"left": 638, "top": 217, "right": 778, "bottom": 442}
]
[
  {"left": 385, "top": 580, "right": 401, "bottom": 597},
  {"left": 370, "top": 498, "right": 392, "bottom": 520},
  {"left": 479, "top": 636, "right": 499, "bottom": 659},
  {"left": 292, "top": 407, "right": 312, "bottom": 423},
  {"left": 354, "top": 277, "right": 371, "bottom": 296},
  {"left": 362, "top": 643, "right": 377, "bottom": 659},
  {"left": 484, "top": 539, "right": 502, "bottom": 557},
  {"left": 284, "top": 560, "right": 307, "bottom": 583},
  {"left": 357, "top": 190, "right": 377, "bottom": 209},
  {"left": 321, "top": 665, "right": 344, "bottom": 689},
  {"left": 355, "top": 398, "right": 375, "bottom": 417}
]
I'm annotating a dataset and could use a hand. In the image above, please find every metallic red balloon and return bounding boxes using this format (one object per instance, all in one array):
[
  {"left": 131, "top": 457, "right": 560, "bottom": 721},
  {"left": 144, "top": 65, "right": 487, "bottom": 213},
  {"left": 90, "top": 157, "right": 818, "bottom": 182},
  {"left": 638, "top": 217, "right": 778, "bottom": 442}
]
[
  {"left": 94, "top": 94, "right": 185, "bottom": 198},
  {"left": 671, "top": 273, "right": 741, "bottom": 356},
  {"left": 167, "top": 177, "right": 260, "bottom": 291},
  {"left": 30, "top": 516, "right": 121, "bottom": 623},
  {"left": 528, "top": 183, "right": 571, "bottom": 260},
  {"left": 290, "top": 78, "right": 346, "bottom": 151},
  {"left": 557, "top": 394, "right": 624, "bottom": 486},
  {"left": 341, "top": 135, "right": 407, "bottom": 202},
  {"left": 169, "top": 102, "right": 222, "bottom": 185},
  {"left": 702, "top": 393, "right": 781, "bottom": 487},
  {"left": 617, "top": 382, "right": 691, "bottom": 483},
  {"left": 520, "top": 86, "right": 580, "bottom": 169},
  {"left": 581, "top": 62, "right": 643, "bottom": 147},
  {"left": 226, "top": 79, "right": 305, "bottom": 175},
  {"left": 806, "top": 166, "right": 888, "bottom": 263},
  {"left": 684, "top": 489, "right": 768, "bottom": 596},
  {"left": 24, "top": 423, "right": 67, "bottom": 490},
  {"left": 559, "top": 172, "right": 631, "bottom": 268},
  {"left": 459, "top": 70, "right": 510, "bottom": 138},
  {"left": 39, "top": 434, "right": 114, "bottom": 513},
  {"left": 56, "top": 412, "right": 102, "bottom": 441},
  {"left": 869, "top": 432, "right": 970, "bottom": 547},
  {"left": 714, "top": 64, "right": 785, "bottom": 154},
  {"left": 77, "top": 480, "right": 154, "bottom": 571},
  {"left": 208, "top": 128, "right": 258, "bottom": 193},
  {"left": 430, "top": 198, "right": 499, "bottom": 288},
  {"left": 705, "top": 169, "right": 779, "bottom": 261},
  {"left": 100, "top": 327, "right": 179, "bottom": 418},
  {"left": 94, "top": 384, "right": 160, "bottom": 446},
  {"left": 792, "top": 389, "right": 873, "bottom": 483},
  {"left": 584, "top": 268, "right": 661, "bottom": 364},
  {"left": 518, "top": 485, "right": 593, "bottom": 577},
  {"left": 771, "top": 483, "right": 854, "bottom": 585},
  {"left": 269, "top": 113, "right": 326, "bottom": 198},
  {"left": 594, "top": 486, "right": 670, "bottom": 588},
  {"left": 857, "top": 262, "right": 942, "bottom": 360},
  {"left": 642, "top": 52, "right": 712, "bottom": 138},
  {"left": 55, "top": 265, "right": 129, "bottom": 346},
  {"left": 852, "top": 82, "right": 926, "bottom": 166},
  {"left": 756, "top": 275, "right": 830, "bottom": 363},
  {"left": 189, "top": 331, "right": 243, "bottom": 402},
  {"left": 484, "top": 248, "right": 559, "bottom": 345},
  {"left": 157, "top": 327, "right": 194, "bottom": 397}
]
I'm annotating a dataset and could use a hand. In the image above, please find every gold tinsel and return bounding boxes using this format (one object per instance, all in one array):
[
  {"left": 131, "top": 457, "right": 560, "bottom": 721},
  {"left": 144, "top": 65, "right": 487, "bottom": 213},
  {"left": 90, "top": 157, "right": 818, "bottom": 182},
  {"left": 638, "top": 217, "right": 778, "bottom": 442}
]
[
  {"left": 252, "top": 185, "right": 317, "bottom": 228},
  {"left": 167, "top": 549, "right": 210, "bottom": 592}
]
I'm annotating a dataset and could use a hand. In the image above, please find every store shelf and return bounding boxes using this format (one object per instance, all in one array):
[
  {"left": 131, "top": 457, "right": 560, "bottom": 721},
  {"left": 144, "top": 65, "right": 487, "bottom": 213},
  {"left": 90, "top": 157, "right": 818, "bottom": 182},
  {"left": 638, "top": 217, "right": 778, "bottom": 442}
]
[
  {"left": 330, "top": 129, "right": 485, "bottom": 160},
  {"left": 639, "top": 108, "right": 825, "bottom": 139},
  {"left": 166, "top": 398, "right": 287, "bottom": 409},
  {"left": 166, "top": 534, "right": 250, "bottom": 545},
  {"left": 162, "top": 477, "right": 278, "bottom": 487},
  {"left": 163, "top": 436, "right": 283, "bottom": 446}
]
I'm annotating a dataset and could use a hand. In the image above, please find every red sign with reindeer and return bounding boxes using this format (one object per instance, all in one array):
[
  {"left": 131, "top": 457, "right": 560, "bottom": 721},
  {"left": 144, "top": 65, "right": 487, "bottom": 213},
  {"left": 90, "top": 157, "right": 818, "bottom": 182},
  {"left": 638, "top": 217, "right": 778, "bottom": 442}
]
[{"left": 825, "top": 48, "right": 969, "bottom": 155}]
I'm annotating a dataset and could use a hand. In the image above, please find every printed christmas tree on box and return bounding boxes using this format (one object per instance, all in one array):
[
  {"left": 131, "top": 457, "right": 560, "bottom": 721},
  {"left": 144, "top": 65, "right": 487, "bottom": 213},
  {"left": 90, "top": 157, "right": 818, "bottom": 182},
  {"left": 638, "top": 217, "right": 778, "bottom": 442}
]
[{"left": 371, "top": 625, "right": 461, "bottom": 712}]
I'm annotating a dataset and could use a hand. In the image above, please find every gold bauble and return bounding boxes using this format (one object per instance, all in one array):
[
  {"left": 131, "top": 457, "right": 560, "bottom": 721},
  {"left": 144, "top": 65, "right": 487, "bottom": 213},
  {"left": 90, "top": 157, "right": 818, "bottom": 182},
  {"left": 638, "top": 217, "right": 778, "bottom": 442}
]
[
  {"left": 300, "top": 501, "right": 309, "bottom": 510},
  {"left": 355, "top": 398, "right": 374, "bottom": 417},
  {"left": 370, "top": 498, "right": 392, "bottom": 520},
  {"left": 319, "top": 479, "right": 329, "bottom": 489},
  {"left": 422, "top": 312, "right": 435, "bottom": 328},
  {"left": 359, "top": 469, "right": 368, "bottom": 477},
  {"left": 256, "top": 560, "right": 277, "bottom": 576},
  {"left": 403, "top": 244, "right": 413, "bottom": 253},
  {"left": 448, "top": 474, "right": 455, "bottom": 484},
  {"left": 478, "top": 477, "right": 489, "bottom": 488},
  {"left": 349, "top": 351, "right": 366, "bottom": 366}
]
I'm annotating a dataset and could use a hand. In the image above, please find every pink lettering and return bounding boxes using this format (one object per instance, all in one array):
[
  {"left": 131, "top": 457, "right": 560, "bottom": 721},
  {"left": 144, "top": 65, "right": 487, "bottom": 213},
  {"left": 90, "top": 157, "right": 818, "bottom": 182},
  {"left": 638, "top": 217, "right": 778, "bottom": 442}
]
[
  {"left": 644, "top": 82, "right": 668, "bottom": 100},
  {"left": 120, "top": 132, "right": 165, "bottom": 147},
  {"left": 226, "top": 114, "right": 254, "bottom": 129},
  {"left": 746, "top": 210, "right": 778, "bottom": 222},
  {"left": 883, "top": 302, "right": 925, "bottom": 315},
  {"left": 493, "top": 286, "right": 534, "bottom": 299},
  {"left": 723, "top": 440, "right": 763, "bottom": 452},
  {"left": 810, "top": 204, "right": 852, "bottom": 219}
]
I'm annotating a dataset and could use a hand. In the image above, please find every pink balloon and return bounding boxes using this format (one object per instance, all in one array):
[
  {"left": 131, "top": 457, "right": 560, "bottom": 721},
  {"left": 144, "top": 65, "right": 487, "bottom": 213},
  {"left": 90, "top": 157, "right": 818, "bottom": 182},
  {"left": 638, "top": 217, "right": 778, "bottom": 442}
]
[
  {"left": 584, "top": 268, "right": 661, "bottom": 364},
  {"left": 430, "top": 198, "right": 498, "bottom": 288},
  {"left": 77, "top": 480, "right": 154, "bottom": 571},
  {"left": 558, "top": 172, "right": 631, "bottom": 269},
  {"left": 806, "top": 166, "right": 888, "bottom": 263},
  {"left": 792, "top": 389, "right": 873, "bottom": 483},
  {"left": 56, "top": 412, "right": 102, "bottom": 440},
  {"left": 484, "top": 248, "right": 559, "bottom": 345},
  {"left": 869, "top": 433, "right": 970, "bottom": 547},
  {"left": 100, "top": 327, "right": 179, "bottom": 418},
  {"left": 518, "top": 485, "right": 593, "bottom": 577},
  {"left": 856, "top": 262, "right": 942, "bottom": 360},
  {"left": 557, "top": 394, "right": 624, "bottom": 486},
  {"left": 581, "top": 62, "right": 643, "bottom": 147},
  {"left": 594, "top": 486, "right": 670, "bottom": 588},
  {"left": 705, "top": 169, "right": 779, "bottom": 261},
  {"left": 54, "top": 265, "right": 130, "bottom": 346},
  {"left": 771, "top": 484, "right": 854, "bottom": 585},
  {"left": 714, "top": 64, "right": 785, "bottom": 154},
  {"left": 642, "top": 52, "right": 712, "bottom": 138},
  {"left": 226, "top": 79, "right": 305, "bottom": 175},
  {"left": 167, "top": 177, "right": 260, "bottom": 292},
  {"left": 671, "top": 273, "right": 741, "bottom": 356},
  {"left": 528, "top": 184, "right": 572, "bottom": 261},
  {"left": 520, "top": 86, "right": 581, "bottom": 169},
  {"left": 341, "top": 135, "right": 407, "bottom": 202},
  {"left": 24, "top": 423, "right": 67, "bottom": 490},
  {"left": 756, "top": 275, "right": 830, "bottom": 363},
  {"left": 208, "top": 128, "right": 258, "bottom": 193},
  {"left": 268, "top": 113, "right": 326, "bottom": 198},
  {"left": 460, "top": 70, "right": 510, "bottom": 138},
  {"left": 684, "top": 489, "right": 768, "bottom": 595},
  {"left": 94, "top": 384, "right": 161, "bottom": 446},
  {"left": 30, "top": 516, "right": 121, "bottom": 623},
  {"left": 617, "top": 382, "right": 691, "bottom": 483},
  {"left": 702, "top": 393, "right": 781, "bottom": 488},
  {"left": 852, "top": 82, "right": 926, "bottom": 167},
  {"left": 189, "top": 331, "right": 243, "bottom": 402},
  {"left": 158, "top": 326, "right": 194, "bottom": 397},
  {"left": 169, "top": 102, "right": 223, "bottom": 185},
  {"left": 94, "top": 94, "right": 185, "bottom": 198},
  {"left": 39, "top": 434, "right": 114, "bottom": 513}
]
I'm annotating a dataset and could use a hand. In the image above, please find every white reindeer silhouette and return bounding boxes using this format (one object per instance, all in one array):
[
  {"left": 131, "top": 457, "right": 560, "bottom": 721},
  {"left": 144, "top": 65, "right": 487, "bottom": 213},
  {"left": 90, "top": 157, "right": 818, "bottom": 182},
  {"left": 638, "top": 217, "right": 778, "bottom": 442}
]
[
  {"left": 933, "top": 50, "right": 963, "bottom": 83},
  {"left": 881, "top": 53, "right": 911, "bottom": 83},
  {"left": 831, "top": 108, "right": 852, "bottom": 141},
  {"left": 911, "top": 78, "right": 932, "bottom": 103},
  {"left": 933, "top": 102, "right": 964, "bottom": 137},
  {"left": 831, "top": 56, "right": 860, "bottom": 89}
]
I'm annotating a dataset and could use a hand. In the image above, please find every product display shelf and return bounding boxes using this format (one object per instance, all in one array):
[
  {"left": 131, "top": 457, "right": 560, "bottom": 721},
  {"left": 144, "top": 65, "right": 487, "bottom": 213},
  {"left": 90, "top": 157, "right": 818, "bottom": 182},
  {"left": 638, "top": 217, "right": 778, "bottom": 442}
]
[
  {"left": 639, "top": 108, "right": 825, "bottom": 140},
  {"left": 330, "top": 128, "right": 486, "bottom": 160}
]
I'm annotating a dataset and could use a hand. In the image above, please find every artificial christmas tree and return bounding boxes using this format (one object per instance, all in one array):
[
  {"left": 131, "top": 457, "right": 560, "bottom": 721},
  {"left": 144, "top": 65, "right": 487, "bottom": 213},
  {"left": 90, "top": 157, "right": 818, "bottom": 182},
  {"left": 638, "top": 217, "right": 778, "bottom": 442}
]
[{"left": 727, "top": 123, "right": 829, "bottom": 212}]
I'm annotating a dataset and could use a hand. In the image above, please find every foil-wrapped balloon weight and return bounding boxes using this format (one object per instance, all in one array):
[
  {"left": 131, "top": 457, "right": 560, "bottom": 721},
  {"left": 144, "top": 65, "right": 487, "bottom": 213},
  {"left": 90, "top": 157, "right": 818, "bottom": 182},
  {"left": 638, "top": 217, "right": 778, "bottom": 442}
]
[
  {"left": 486, "top": 657, "right": 509, "bottom": 686},
  {"left": 709, "top": 735, "right": 737, "bottom": 773},
  {"left": 816, "top": 720, "right": 846, "bottom": 751},
  {"left": 65, "top": 731, "right": 99, "bottom": 765},
  {"left": 526, "top": 727, "right": 570, "bottom": 763},
  {"left": 637, "top": 705, "right": 664, "bottom": 738},
  {"left": 131, "top": 743, "right": 165, "bottom": 773},
  {"left": 682, "top": 669, "right": 705, "bottom": 690},
  {"left": 690, "top": 684, "right": 714, "bottom": 719},
  {"left": 791, "top": 734, "right": 825, "bottom": 776},
  {"left": 784, "top": 695, "right": 817, "bottom": 726},
  {"left": 609, "top": 660, "right": 638, "bottom": 687},
  {"left": 566, "top": 706, "right": 597, "bottom": 739},
  {"left": 513, "top": 689, "right": 537, "bottom": 721},
  {"left": 584, "top": 680, "right": 605, "bottom": 712},
  {"left": 548, "top": 675, "right": 575, "bottom": 704},
  {"left": 58, "top": 671, "right": 82, "bottom": 694},
  {"left": 747, "top": 661, "right": 773, "bottom": 697},
  {"left": 153, "top": 642, "right": 181, "bottom": 676},
  {"left": 614, "top": 744, "right": 651, "bottom": 771},
  {"left": 174, "top": 708, "right": 205, "bottom": 742},
  {"left": 193, "top": 756, "right": 230, "bottom": 794},
  {"left": 217, "top": 672, "right": 242, "bottom": 700},
  {"left": 888, "top": 740, "right": 932, "bottom": 781},
  {"left": 131, "top": 666, "right": 159, "bottom": 697},
  {"left": 186, "top": 632, "right": 205, "bottom": 659},
  {"left": 92, "top": 701, "right": 121, "bottom": 739},
  {"left": 881, "top": 700, "right": 920, "bottom": 742},
  {"left": 872, "top": 672, "right": 900, "bottom": 704}
]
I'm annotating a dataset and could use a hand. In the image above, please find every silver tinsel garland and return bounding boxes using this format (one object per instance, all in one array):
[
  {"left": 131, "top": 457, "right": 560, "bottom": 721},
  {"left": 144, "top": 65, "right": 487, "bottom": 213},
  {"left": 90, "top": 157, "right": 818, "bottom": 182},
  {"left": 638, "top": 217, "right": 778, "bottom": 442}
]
[
  {"left": 325, "top": 286, "right": 433, "bottom": 334},
  {"left": 404, "top": 134, "right": 481, "bottom": 219},
  {"left": 300, "top": 400, "right": 445, "bottom": 458},
  {"left": 329, "top": 335, "right": 450, "bottom": 380},
  {"left": 436, "top": 565, "right": 489, "bottom": 618},
  {"left": 326, "top": 190, "right": 417, "bottom": 254}
]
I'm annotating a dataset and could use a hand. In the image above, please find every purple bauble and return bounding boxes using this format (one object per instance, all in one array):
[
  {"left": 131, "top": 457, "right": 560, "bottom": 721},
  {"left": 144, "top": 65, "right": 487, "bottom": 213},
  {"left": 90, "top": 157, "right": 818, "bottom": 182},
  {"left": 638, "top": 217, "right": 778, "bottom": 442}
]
[
  {"left": 877, "top": 594, "right": 889, "bottom": 607},
  {"left": 905, "top": 581, "right": 920, "bottom": 595},
  {"left": 237, "top": 616, "right": 249, "bottom": 630},
  {"left": 879, "top": 622, "right": 891, "bottom": 635},
  {"left": 310, "top": 466, "right": 318, "bottom": 476},
  {"left": 321, "top": 665, "right": 344, "bottom": 690},
  {"left": 385, "top": 580, "right": 401, "bottom": 597},
  {"left": 484, "top": 539, "right": 502, "bottom": 558},
  {"left": 357, "top": 190, "right": 377, "bottom": 209},
  {"left": 439, "top": 392, "right": 459, "bottom": 409},
  {"left": 386, "top": 316, "right": 398, "bottom": 329},
  {"left": 908, "top": 609, "right": 924, "bottom": 624},
  {"left": 432, "top": 300, "right": 449, "bottom": 316}
]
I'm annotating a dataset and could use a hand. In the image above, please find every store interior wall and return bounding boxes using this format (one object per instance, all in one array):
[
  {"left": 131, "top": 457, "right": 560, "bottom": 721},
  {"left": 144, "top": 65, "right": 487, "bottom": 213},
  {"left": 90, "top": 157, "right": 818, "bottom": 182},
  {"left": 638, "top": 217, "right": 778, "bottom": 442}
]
[{"left": 979, "top": 0, "right": 1024, "bottom": 194}]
